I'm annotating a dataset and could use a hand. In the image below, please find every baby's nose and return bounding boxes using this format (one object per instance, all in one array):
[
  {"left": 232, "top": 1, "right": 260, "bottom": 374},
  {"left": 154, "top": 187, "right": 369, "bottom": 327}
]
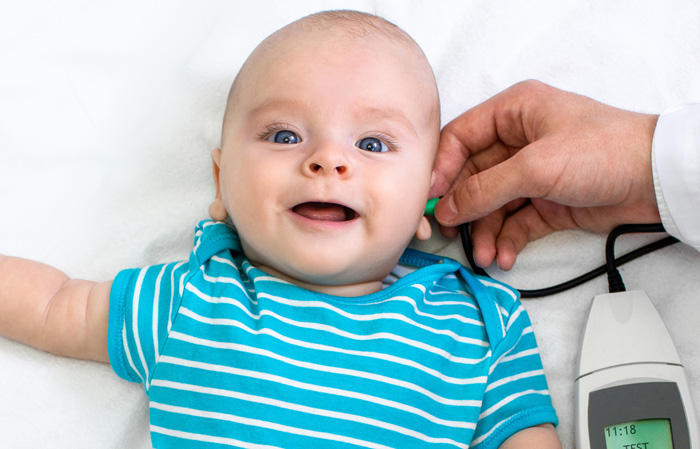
[
  {"left": 307, "top": 162, "right": 348, "bottom": 175},
  {"left": 302, "top": 143, "right": 353, "bottom": 177}
]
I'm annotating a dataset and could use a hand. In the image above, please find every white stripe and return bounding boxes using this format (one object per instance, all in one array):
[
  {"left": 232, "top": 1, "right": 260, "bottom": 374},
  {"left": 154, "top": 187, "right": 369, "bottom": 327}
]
[
  {"left": 253, "top": 274, "right": 289, "bottom": 284},
  {"left": 193, "top": 231, "right": 203, "bottom": 253},
  {"left": 210, "top": 254, "right": 239, "bottom": 271},
  {"left": 211, "top": 256, "right": 257, "bottom": 294},
  {"left": 484, "top": 369, "right": 545, "bottom": 392},
  {"left": 469, "top": 415, "right": 511, "bottom": 446},
  {"left": 152, "top": 379, "right": 471, "bottom": 446},
  {"left": 479, "top": 279, "right": 517, "bottom": 302},
  {"left": 423, "top": 292, "right": 479, "bottom": 310},
  {"left": 497, "top": 305, "right": 506, "bottom": 339},
  {"left": 185, "top": 284, "right": 264, "bottom": 327},
  {"left": 261, "top": 312, "right": 487, "bottom": 361},
  {"left": 122, "top": 324, "right": 143, "bottom": 383},
  {"left": 500, "top": 346, "right": 537, "bottom": 364},
  {"left": 159, "top": 356, "right": 479, "bottom": 416},
  {"left": 256, "top": 292, "right": 484, "bottom": 345},
  {"left": 412, "top": 283, "right": 427, "bottom": 294},
  {"left": 151, "top": 425, "right": 282, "bottom": 449},
  {"left": 180, "top": 297, "right": 487, "bottom": 363},
  {"left": 395, "top": 292, "right": 484, "bottom": 326},
  {"left": 172, "top": 262, "right": 187, "bottom": 329},
  {"left": 167, "top": 263, "right": 177, "bottom": 334},
  {"left": 477, "top": 281, "right": 509, "bottom": 339},
  {"left": 178, "top": 268, "right": 186, "bottom": 297},
  {"left": 150, "top": 402, "right": 395, "bottom": 449},
  {"left": 488, "top": 338, "right": 538, "bottom": 376},
  {"left": 202, "top": 272, "right": 252, "bottom": 297},
  {"left": 163, "top": 337, "right": 484, "bottom": 407},
  {"left": 187, "top": 282, "right": 488, "bottom": 351},
  {"left": 132, "top": 268, "right": 150, "bottom": 384},
  {"left": 192, "top": 221, "right": 224, "bottom": 254},
  {"left": 152, "top": 265, "right": 167, "bottom": 362},
  {"left": 186, "top": 283, "right": 249, "bottom": 306},
  {"left": 253, "top": 278, "right": 482, "bottom": 327},
  {"left": 168, "top": 266, "right": 175, "bottom": 334},
  {"left": 179, "top": 307, "right": 488, "bottom": 383},
  {"left": 505, "top": 305, "right": 525, "bottom": 332},
  {"left": 478, "top": 389, "right": 551, "bottom": 420}
]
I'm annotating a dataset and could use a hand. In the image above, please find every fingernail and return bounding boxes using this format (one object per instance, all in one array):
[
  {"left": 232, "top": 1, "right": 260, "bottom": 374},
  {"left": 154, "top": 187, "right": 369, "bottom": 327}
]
[{"left": 438, "top": 194, "right": 458, "bottom": 223}]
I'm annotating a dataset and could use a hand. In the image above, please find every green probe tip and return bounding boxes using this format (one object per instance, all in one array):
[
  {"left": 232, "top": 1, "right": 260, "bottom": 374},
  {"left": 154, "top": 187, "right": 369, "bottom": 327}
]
[{"left": 425, "top": 198, "right": 439, "bottom": 216}]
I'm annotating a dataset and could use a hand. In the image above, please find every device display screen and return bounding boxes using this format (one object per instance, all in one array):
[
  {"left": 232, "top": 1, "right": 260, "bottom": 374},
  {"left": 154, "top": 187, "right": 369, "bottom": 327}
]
[{"left": 604, "top": 418, "right": 673, "bottom": 449}]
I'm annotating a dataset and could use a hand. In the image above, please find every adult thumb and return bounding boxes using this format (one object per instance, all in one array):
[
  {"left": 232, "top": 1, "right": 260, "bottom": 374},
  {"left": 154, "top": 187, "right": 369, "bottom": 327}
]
[{"left": 434, "top": 154, "right": 527, "bottom": 226}]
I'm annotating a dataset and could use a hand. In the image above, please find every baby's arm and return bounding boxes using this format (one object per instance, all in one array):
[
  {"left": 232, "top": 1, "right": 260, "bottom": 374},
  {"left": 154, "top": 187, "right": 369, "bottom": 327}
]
[
  {"left": 0, "top": 255, "right": 111, "bottom": 362},
  {"left": 499, "top": 424, "right": 561, "bottom": 449}
]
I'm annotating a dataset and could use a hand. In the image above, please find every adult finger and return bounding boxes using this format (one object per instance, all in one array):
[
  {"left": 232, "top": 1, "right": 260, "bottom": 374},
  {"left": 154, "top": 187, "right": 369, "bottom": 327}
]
[
  {"left": 436, "top": 223, "right": 460, "bottom": 239},
  {"left": 470, "top": 210, "right": 506, "bottom": 268},
  {"left": 494, "top": 203, "right": 558, "bottom": 271},
  {"left": 434, "top": 149, "right": 529, "bottom": 226},
  {"left": 430, "top": 128, "right": 473, "bottom": 199},
  {"left": 467, "top": 197, "right": 528, "bottom": 267},
  {"left": 495, "top": 198, "right": 584, "bottom": 270}
]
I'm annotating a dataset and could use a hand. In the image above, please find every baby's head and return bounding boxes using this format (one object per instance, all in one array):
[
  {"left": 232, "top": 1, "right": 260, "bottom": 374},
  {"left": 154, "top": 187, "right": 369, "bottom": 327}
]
[{"left": 209, "top": 10, "right": 440, "bottom": 295}]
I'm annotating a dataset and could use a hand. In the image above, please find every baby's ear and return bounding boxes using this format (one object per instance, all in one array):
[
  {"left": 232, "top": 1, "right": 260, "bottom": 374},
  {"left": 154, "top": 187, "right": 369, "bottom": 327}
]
[
  {"left": 415, "top": 216, "right": 432, "bottom": 241},
  {"left": 208, "top": 148, "right": 228, "bottom": 222}
]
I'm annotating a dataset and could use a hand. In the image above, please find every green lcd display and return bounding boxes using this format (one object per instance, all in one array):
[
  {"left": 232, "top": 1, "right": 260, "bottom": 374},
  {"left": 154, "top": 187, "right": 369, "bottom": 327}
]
[{"left": 604, "top": 418, "right": 673, "bottom": 449}]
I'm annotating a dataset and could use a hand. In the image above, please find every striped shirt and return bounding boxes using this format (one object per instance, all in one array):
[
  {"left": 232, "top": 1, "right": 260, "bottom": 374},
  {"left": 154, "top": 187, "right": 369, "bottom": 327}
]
[{"left": 108, "top": 220, "right": 557, "bottom": 448}]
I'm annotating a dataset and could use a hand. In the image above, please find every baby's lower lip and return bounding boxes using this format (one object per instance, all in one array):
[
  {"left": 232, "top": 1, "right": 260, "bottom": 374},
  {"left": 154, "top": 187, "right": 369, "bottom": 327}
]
[{"left": 292, "top": 202, "right": 358, "bottom": 222}]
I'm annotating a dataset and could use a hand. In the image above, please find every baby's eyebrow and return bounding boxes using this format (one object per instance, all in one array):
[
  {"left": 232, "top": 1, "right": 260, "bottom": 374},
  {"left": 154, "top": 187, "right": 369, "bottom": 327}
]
[
  {"left": 247, "top": 98, "right": 418, "bottom": 137},
  {"left": 247, "top": 98, "right": 306, "bottom": 120},
  {"left": 355, "top": 105, "right": 418, "bottom": 138}
]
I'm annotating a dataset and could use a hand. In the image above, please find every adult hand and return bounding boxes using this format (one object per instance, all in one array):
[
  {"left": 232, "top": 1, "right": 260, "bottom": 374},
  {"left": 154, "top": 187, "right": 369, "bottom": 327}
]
[{"left": 430, "top": 80, "right": 661, "bottom": 270}]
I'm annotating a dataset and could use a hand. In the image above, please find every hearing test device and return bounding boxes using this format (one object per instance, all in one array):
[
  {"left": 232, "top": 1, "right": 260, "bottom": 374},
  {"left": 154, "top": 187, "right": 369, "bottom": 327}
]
[{"left": 574, "top": 290, "right": 699, "bottom": 449}]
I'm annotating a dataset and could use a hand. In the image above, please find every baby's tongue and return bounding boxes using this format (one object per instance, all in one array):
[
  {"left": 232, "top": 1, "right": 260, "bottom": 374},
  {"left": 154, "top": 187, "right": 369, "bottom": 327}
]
[{"left": 294, "top": 202, "right": 348, "bottom": 222}]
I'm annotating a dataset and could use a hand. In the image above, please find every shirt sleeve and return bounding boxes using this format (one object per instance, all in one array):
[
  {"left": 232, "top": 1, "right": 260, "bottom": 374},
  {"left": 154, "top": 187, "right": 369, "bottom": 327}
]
[
  {"left": 652, "top": 103, "right": 700, "bottom": 251},
  {"left": 470, "top": 289, "right": 558, "bottom": 449},
  {"left": 108, "top": 261, "right": 189, "bottom": 387}
]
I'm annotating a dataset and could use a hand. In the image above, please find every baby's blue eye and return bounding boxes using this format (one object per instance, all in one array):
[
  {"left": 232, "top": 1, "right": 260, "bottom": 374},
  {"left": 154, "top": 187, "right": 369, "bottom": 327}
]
[
  {"left": 357, "top": 137, "right": 388, "bottom": 153},
  {"left": 269, "top": 130, "right": 300, "bottom": 144}
]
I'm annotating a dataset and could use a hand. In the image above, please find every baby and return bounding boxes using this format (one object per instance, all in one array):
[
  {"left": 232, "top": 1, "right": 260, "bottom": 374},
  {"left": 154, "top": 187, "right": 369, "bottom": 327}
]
[{"left": 0, "top": 10, "right": 560, "bottom": 449}]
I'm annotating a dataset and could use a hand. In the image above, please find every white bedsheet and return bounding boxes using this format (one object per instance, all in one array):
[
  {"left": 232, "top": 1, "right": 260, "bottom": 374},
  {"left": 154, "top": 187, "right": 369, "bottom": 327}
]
[{"left": 1, "top": 1, "right": 698, "bottom": 447}]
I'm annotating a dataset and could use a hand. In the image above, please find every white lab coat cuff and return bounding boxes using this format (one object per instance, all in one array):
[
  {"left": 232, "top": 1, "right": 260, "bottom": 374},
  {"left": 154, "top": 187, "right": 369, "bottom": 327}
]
[{"left": 651, "top": 103, "right": 700, "bottom": 251}]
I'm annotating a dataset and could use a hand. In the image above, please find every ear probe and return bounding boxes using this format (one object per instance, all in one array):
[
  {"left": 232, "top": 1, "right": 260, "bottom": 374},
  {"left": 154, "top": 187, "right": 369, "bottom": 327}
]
[{"left": 424, "top": 198, "right": 439, "bottom": 216}]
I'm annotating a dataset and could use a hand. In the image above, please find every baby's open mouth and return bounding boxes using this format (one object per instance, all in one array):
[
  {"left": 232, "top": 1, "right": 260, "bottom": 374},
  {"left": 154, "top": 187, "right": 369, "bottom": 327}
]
[{"left": 292, "top": 202, "right": 358, "bottom": 222}]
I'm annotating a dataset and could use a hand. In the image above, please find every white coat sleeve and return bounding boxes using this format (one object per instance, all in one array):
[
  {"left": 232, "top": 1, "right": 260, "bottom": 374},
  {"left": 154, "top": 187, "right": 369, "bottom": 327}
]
[{"left": 652, "top": 103, "right": 700, "bottom": 251}]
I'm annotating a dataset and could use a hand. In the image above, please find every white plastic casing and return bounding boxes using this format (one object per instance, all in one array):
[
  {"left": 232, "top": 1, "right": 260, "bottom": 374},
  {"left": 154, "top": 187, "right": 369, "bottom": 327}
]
[{"left": 574, "top": 290, "right": 699, "bottom": 449}]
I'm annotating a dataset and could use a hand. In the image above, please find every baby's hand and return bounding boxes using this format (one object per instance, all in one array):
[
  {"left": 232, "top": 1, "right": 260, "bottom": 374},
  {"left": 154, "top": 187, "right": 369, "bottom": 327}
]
[{"left": 0, "top": 255, "right": 111, "bottom": 362}]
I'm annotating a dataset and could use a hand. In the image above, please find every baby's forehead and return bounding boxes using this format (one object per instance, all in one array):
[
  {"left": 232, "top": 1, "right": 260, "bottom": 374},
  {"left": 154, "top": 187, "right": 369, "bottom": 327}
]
[
  {"left": 222, "top": 11, "right": 440, "bottom": 144},
  {"left": 258, "top": 25, "right": 419, "bottom": 71},
  {"left": 246, "top": 11, "right": 427, "bottom": 75}
]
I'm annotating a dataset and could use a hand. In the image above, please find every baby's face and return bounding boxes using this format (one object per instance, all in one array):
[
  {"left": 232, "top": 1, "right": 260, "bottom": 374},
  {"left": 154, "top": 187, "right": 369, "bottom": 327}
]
[{"left": 214, "top": 32, "right": 439, "bottom": 295}]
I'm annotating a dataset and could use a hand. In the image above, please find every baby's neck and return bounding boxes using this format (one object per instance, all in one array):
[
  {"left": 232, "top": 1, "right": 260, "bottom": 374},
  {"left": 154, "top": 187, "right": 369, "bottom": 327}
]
[{"left": 252, "top": 263, "right": 384, "bottom": 297}]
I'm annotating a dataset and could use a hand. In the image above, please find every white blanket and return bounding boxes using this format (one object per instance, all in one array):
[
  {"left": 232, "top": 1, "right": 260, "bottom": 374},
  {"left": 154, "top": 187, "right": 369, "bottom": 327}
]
[{"left": 1, "top": 1, "right": 698, "bottom": 447}]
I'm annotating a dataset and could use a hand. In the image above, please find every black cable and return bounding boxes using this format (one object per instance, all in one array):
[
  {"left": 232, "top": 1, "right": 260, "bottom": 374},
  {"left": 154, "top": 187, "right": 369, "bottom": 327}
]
[
  {"left": 460, "top": 223, "right": 679, "bottom": 298},
  {"left": 604, "top": 223, "right": 672, "bottom": 293}
]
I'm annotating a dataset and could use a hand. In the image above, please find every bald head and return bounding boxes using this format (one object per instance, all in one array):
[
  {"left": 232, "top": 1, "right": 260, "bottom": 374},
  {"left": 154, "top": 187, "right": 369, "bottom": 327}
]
[{"left": 221, "top": 10, "right": 439, "bottom": 146}]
